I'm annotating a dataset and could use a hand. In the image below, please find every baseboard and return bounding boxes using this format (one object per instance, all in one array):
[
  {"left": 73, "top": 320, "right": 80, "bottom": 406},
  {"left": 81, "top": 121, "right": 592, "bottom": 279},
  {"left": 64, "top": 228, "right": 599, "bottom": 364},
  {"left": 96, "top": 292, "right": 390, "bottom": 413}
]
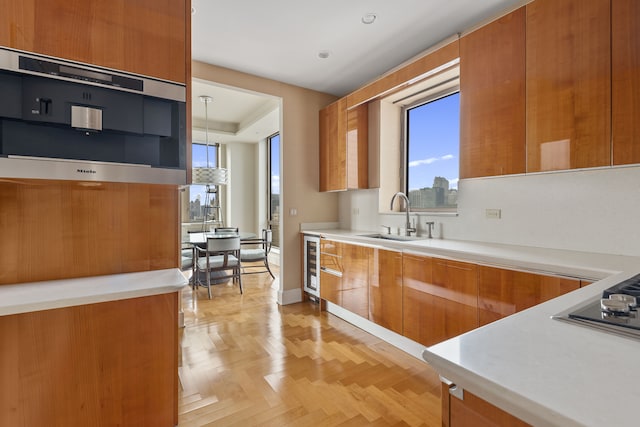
[
  {"left": 277, "top": 286, "right": 303, "bottom": 305},
  {"left": 325, "top": 302, "right": 426, "bottom": 361}
]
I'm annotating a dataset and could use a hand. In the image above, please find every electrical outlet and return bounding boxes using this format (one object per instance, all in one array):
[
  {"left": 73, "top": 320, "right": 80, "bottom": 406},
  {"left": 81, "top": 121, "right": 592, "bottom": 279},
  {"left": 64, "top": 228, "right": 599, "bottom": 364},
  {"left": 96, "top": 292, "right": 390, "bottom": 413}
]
[
  {"left": 289, "top": 208, "right": 297, "bottom": 216},
  {"left": 486, "top": 208, "right": 501, "bottom": 219},
  {"left": 352, "top": 208, "right": 359, "bottom": 216}
]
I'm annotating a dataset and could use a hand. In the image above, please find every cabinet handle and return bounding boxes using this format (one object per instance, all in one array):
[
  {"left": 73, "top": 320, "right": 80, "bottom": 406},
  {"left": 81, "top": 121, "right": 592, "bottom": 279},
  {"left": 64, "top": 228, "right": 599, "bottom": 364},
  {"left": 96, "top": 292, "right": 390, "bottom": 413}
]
[{"left": 320, "top": 266, "right": 342, "bottom": 277}]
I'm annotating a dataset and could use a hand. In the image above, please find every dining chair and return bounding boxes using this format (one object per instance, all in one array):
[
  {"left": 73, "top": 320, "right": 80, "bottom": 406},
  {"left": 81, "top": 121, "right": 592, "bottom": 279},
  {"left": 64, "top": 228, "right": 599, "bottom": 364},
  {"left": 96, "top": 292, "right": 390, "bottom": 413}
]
[
  {"left": 239, "top": 229, "right": 275, "bottom": 279},
  {"left": 181, "top": 242, "right": 195, "bottom": 271},
  {"left": 194, "top": 235, "right": 243, "bottom": 298}
]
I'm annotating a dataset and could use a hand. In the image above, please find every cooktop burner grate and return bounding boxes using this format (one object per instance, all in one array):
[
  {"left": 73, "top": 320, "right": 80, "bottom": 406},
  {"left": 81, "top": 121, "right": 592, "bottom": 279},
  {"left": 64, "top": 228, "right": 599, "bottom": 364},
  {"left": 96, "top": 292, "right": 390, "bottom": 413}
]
[{"left": 602, "top": 273, "right": 640, "bottom": 299}]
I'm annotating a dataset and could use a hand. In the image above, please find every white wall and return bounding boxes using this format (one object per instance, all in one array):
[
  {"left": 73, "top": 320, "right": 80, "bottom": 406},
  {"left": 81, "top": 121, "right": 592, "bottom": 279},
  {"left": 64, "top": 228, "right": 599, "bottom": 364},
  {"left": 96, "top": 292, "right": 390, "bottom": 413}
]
[
  {"left": 225, "top": 142, "right": 258, "bottom": 233},
  {"left": 340, "top": 165, "right": 640, "bottom": 257}
]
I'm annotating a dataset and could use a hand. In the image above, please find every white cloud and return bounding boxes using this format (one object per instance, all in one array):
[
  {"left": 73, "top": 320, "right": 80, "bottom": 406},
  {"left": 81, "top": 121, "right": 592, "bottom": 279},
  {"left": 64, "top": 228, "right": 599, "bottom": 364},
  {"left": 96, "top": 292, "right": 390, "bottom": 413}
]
[
  {"left": 408, "top": 154, "right": 455, "bottom": 167},
  {"left": 271, "top": 175, "right": 280, "bottom": 193}
]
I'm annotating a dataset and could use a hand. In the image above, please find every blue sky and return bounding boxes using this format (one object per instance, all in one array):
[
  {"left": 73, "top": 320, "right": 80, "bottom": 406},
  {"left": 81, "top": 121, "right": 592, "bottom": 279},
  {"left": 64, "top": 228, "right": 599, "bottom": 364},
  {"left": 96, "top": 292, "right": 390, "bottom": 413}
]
[
  {"left": 270, "top": 134, "right": 280, "bottom": 194},
  {"left": 407, "top": 92, "right": 460, "bottom": 191}
]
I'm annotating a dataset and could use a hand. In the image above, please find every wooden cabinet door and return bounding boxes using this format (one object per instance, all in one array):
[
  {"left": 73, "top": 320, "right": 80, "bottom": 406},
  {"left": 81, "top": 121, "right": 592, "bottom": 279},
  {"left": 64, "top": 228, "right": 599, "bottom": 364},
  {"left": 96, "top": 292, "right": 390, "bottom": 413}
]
[
  {"left": 459, "top": 7, "right": 526, "bottom": 179},
  {"left": 402, "top": 253, "right": 434, "bottom": 345},
  {"left": 319, "top": 240, "right": 342, "bottom": 305},
  {"left": 403, "top": 255, "right": 477, "bottom": 346},
  {"left": 612, "top": 0, "right": 640, "bottom": 165},
  {"left": 341, "top": 243, "right": 370, "bottom": 318},
  {"left": 431, "top": 259, "right": 479, "bottom": 345},
  {"left": 320, "top": 269, "right": 342, "bottom": 305},
  {"left": 319, "top": 99, "right": 347, "bottom": 192},
  {"left": 525, "top": 0, "right": 611, "bottom": 172},
  {"left": 0, "top": 0, "right": 187, "bottom": 83},
  {"left": 319, "top": 99, "right": 368, "bottom": 192},
  {"left": 369, "top": 247, "right": 403, "bottom": 333},
  {"left": 443, "top": 383, "right": 531, "bottom": 427},
  {"left": 478, "top": 266, "right": 580, "bottom": 326},
  {"left": 346, "top": 103, "right": 369, "bottom": 189}
]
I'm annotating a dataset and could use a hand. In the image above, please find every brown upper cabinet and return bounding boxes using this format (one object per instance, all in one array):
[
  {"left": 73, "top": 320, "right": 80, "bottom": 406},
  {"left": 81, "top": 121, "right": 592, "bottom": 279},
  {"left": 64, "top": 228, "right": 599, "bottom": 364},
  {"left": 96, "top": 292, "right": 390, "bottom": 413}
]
[
  {"left": 319, "top": 99, "right": 368, "bottom": 192},
  {"left": 459, "top": 8, "right": 526, "bottom": 179},
  {"left": 612, "top": 0, "right": 640, "bottom": 165},
  {"left": 0, "top": 0, "right": 188, "bottom": 83},
  {"left": 525, "top": 0, "right": 611, "bottom": 172}
]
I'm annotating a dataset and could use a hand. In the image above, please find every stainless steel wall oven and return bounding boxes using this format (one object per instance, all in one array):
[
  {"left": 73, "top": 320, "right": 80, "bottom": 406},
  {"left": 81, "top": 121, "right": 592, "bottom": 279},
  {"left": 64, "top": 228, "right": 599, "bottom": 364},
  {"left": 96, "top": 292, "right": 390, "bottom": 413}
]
[{"left": 0, "top": 47, "right": 186, "bottom": 184}]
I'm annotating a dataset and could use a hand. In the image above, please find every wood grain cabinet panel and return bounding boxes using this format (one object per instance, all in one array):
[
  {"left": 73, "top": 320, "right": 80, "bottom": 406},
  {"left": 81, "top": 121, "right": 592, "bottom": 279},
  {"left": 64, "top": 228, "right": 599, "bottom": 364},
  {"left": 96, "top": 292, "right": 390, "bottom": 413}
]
[
  {"left": 612, "top": 0, "right": 640, "bottom": 165},
  {"left": 403, "top": 254, "right": 478, "bottom": 346},
  {"left": 369, "top": 248, "right": 403, "bottom": 333},
  {"left": 341, "top": 243, "right": 370, "bottom": 318},
  {"left": 402, "top": 253, "right": 434, "bottom": 345},
  {"left": 319, "top": 239, "right": 342, "bottom": 305},
  {"left": 525, "top": 0, "right": 611, "bottom": 172},
  {"left": 0, "top": 293, "right": 178, "bottom": 427},
  {"left": 0, "top": 180, "right": 179, "bottom": 285},
  {"left": 459, "top": 7, "right": 526, "bottom": 179},
  {"left": 346, "top": 104, "right": 369, "bottom": 189},
  {"left": 443, "top": 383, "right": 531, "bottom": 427},
  {"left": 319, "top": 100, "right": 368, "bottom": 192},
  {"left": 319, "top": 99, "right": 347, "bottom": 192},
  {"left": 0, "top": 0, "right": 187, "bottom": 83},
  {"left": 431, "top": 259, "right": 479, "bottom": 344},
  {"left": 478, "top": 266, "right": 580, "bottom": 326}
]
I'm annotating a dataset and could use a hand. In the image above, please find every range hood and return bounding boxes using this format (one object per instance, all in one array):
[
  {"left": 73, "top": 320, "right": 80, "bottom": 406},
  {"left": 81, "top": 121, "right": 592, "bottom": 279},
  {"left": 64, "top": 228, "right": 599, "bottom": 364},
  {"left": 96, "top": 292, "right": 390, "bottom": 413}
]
[{"left": 0, "top": 47, "right": 187, "bottom": 184}]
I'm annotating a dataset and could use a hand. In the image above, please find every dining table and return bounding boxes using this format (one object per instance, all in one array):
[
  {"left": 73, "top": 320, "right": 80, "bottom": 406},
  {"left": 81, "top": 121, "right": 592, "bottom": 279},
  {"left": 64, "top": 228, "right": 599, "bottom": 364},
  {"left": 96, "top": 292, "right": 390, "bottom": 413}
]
[
  {"left": 184, "top": 231, "right": 257, "bottom": 287},
  {"left": 186, "top": 231, "right": 256, "bottom": 246}
]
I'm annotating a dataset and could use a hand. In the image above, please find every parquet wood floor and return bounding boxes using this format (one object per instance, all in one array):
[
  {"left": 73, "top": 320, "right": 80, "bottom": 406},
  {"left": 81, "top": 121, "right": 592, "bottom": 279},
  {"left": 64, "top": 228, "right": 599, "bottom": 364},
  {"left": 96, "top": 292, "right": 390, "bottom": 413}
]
[{"left": 179, "top": 265, "right": 442, "bottom": 426}]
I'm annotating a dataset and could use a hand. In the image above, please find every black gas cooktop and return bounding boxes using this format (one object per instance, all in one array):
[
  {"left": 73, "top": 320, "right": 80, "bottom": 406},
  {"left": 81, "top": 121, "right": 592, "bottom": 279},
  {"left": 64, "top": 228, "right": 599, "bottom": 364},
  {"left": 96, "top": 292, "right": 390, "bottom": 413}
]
[{"left": 554, "top": 273, "right": 640, "bottom": 339}]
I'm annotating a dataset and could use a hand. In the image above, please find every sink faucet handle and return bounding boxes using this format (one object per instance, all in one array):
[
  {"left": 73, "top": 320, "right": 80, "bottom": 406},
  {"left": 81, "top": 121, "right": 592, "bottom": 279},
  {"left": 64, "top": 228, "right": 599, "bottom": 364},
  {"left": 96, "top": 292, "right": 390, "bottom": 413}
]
[
  {"left": 380, "top": 225, "right": 392, "bottom": 234},
  {"left": 425, "top": 221, "right": 435, "bottom": 239}
]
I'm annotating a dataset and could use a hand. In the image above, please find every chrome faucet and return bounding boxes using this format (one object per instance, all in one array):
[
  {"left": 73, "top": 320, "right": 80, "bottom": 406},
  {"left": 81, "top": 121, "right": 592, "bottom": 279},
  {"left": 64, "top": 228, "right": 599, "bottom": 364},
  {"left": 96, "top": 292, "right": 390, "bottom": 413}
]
[{"left": 390, "top": 192, "right": 416, "bottom": 236}]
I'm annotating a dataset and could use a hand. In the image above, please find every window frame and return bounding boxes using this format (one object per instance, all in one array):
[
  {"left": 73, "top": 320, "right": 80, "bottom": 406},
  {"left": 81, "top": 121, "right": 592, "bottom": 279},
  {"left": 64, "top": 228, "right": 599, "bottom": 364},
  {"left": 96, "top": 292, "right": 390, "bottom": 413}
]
[{"left": 401, "top": 86, "right": 460, "bottom": 213}]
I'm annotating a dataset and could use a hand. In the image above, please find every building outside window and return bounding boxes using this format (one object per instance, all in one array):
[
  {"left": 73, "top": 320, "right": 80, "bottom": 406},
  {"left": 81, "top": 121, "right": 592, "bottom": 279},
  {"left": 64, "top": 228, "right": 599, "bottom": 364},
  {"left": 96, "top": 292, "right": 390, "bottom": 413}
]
[{"left": 188, "top": 142, "right": 219, "bottom": 222}]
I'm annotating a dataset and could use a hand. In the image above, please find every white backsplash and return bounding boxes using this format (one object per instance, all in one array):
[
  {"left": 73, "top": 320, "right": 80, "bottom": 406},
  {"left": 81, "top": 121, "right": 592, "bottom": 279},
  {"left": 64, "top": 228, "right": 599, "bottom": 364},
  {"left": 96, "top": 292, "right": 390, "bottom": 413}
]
[{"left": 339, "top": 165, "right": 640, "bottom": 257}]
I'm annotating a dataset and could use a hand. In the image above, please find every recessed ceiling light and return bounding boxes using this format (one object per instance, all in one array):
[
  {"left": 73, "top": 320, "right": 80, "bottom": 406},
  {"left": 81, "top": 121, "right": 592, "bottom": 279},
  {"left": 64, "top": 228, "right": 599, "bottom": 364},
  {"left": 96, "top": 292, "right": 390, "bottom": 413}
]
[
  {"left": 361, "top": 13, "right": 377, "bottom": 24},
  {"left": 318, "top": 50, "right": 330, "bottom": 59}
]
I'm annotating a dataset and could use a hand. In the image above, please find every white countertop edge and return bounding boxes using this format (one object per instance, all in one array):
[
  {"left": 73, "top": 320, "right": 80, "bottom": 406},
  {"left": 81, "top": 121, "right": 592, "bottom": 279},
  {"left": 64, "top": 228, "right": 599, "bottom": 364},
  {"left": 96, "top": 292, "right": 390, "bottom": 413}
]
[
  {"left": 423, "top": 350, "right": 583, "bottom": 427},
  {"left": 0, "top": 268, "right": 188, "bottom": 316},
  {"left": 302, "top": 228, "right": 635, "bottom": 280}
]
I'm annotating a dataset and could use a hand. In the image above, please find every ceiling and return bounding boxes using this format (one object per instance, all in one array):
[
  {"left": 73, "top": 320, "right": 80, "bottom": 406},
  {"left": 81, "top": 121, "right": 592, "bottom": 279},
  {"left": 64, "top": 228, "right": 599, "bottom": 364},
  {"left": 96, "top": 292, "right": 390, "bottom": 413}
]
[{"left": 190, "top": 0, "right": 526, "bottom": 144}]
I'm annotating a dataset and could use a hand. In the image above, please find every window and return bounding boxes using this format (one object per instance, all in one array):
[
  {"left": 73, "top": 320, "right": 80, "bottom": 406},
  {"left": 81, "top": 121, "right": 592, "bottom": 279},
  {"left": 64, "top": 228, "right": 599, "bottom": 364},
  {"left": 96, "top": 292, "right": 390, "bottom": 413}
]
[
  {"left": 268, "top": 133, "right": 280, "bottom": 247},
  {"left": 188, "top": 142, "right": 219, "bottom": 222},
  {"left": 404, "top": 90, "right": 460, "bottom": 210}
]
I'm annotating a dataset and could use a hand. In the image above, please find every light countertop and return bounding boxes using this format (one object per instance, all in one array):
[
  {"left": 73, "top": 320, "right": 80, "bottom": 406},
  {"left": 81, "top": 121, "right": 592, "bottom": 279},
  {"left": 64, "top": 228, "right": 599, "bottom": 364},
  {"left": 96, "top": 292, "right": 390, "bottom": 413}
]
[
  {"left": 0, "top": 268, "right": 188, "bottom": 316},
  {"left": 302, "top": 228, "right": 640, "bottom": 427}
]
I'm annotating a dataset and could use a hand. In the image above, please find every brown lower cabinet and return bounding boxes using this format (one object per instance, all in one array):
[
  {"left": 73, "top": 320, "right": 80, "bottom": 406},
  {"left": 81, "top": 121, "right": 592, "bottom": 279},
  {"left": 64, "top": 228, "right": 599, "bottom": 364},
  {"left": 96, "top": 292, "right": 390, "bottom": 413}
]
[
  {"left": 0, "top": 293, "right": 178, "bottom": 426},
  {"left": 442, "top": 382, "right": 531, "bottom": 427},
  {"left": 478, "top": 266, "right": 580, "bottom": 326},
  {"left": 403, "top": 254, "right": 478, "bottom": 346},
  {"left": 369, "top": 247, "right": 403, "bottom": 334},
  {"left": 317, "top": 239, "right": 585, "bottom": 349},
  {"left": 341, "top": 243, "right": 370, "bottom": 318}
]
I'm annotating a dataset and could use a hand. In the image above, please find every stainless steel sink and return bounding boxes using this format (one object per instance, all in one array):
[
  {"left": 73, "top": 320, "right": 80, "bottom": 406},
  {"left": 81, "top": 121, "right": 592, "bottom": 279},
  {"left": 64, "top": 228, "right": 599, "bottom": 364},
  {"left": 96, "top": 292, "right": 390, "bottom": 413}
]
[{"left": 357, "top": 233, "right": 427, "bottom": 242}]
